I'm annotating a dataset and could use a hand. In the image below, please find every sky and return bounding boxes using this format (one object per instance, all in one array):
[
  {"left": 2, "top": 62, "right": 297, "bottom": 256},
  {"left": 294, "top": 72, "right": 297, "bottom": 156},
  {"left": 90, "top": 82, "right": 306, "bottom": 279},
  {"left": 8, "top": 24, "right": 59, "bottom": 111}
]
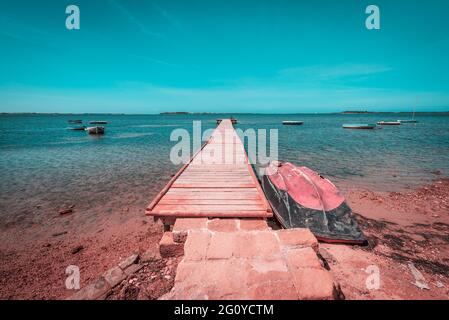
[{"left": 0, "top": 0, "right": 449, "bottom": 114}]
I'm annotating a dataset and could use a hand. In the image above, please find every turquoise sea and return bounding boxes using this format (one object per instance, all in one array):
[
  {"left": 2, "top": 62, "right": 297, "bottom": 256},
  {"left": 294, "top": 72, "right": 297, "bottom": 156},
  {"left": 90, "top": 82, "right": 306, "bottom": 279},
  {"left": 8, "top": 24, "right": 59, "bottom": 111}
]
[{"left": 0, "top": 113, "right": 448, "bottom": 227}]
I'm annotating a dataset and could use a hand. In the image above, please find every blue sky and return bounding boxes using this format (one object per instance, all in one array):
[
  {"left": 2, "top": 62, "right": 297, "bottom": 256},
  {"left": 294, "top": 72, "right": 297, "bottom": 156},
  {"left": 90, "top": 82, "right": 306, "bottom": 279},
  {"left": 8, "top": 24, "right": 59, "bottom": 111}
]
[{"left": 1, "top": 0, "right": 449, "bottom": 113}]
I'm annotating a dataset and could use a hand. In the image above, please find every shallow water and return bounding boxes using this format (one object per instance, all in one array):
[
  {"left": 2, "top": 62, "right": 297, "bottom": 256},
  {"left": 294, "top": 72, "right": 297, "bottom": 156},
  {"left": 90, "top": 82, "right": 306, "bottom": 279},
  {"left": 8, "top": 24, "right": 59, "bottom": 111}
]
[{"left": 0, "top": 113, "right": 448, "bottom": 226}]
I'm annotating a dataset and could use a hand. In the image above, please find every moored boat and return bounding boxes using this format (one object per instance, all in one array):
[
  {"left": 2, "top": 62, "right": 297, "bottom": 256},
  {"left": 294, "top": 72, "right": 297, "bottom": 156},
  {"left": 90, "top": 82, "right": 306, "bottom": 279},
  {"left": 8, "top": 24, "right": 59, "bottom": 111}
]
[
  {"left": 68, "top": 120, "right": 82, "bottom": 124},
  {"left": 342, "top": 124, "right": 376, "bottom": 129},
  {"left": 89, "top": 121, "right": 108, "bottom": 125},
  {"left": 282, "top": 121, "right": 304, "bottom": 125},
  {"left": 377, "top": 121, "right": 401, "bottom": 126},
  {"left": 86, "top": 126, "right": 105, "bottom": 135},
  {"left": 262, "top": 161, "right": 366, "bottom": 244},
  {"left": 398, "top": 119, "right": 418, "bottom": 123}
]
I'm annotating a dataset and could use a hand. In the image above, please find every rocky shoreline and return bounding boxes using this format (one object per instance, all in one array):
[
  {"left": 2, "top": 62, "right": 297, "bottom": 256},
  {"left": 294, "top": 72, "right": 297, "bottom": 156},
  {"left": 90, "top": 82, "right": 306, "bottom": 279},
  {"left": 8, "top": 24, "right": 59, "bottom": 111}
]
[{"left": 0, "top": 178, "right": 448, "bottom": 300}]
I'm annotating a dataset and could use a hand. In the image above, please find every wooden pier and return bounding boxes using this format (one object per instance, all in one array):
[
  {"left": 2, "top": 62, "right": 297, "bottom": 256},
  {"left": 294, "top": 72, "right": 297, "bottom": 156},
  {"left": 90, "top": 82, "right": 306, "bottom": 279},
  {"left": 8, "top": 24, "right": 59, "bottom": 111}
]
[{"left": 146, "top": 119, "right": 272, "bottom": 223}]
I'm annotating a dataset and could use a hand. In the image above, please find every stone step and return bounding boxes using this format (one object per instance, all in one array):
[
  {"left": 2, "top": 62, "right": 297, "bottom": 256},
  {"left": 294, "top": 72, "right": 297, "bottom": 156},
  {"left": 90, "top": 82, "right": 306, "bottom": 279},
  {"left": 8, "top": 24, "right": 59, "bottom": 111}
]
[
  {"left": 172, "top": 217, "right": 269, "bottom": 243},
  {"left": 162, "top": 227, "right": 342, "bottom": 300}
]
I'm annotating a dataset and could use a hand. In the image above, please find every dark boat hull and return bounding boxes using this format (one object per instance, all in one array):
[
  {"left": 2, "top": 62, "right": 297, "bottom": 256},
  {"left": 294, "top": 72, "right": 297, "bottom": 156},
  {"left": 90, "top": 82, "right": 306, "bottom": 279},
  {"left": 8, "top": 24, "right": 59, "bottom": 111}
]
[
  {"left": 86, "top": 126, "right": 105, "bottom": 135},
  {"left": 282, "top": 121, "right": 303, "bottom": 125},
  {"left": 262, "top": 163, "right": 366, "bottom": 244}
]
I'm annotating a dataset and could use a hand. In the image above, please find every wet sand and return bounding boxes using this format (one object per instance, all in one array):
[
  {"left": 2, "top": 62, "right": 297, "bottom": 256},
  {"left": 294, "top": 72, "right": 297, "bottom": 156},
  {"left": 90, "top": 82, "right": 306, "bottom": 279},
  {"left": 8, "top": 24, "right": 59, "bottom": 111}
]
[{"left": 0, "top": 178, "right": 448, "bottom": 300}]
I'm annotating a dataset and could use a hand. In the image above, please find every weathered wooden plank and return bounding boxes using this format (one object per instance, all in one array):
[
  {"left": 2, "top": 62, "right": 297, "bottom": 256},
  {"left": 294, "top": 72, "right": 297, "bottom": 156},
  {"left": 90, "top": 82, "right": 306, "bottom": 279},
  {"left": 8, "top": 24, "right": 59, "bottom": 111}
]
[
  {"left": 176, "top": 177, "right": 253, "bottom": 182},
  {"left": 154, "top": 204, "right": 266, "bottom": 212},
  {"left": 159, "top": 199, "right": 262, "bottom": 205},
  {"left": 162, "top": 194, "right": 262, "bottom": 200},
  {"left": 150, "top": 210, "right": 272, "bottom": 218},
  {"left": 172, "top": 183, "right": 256, "bottom": 188},
  {"left": 166, "top": 188, "right": 259, "bottom": 193}
]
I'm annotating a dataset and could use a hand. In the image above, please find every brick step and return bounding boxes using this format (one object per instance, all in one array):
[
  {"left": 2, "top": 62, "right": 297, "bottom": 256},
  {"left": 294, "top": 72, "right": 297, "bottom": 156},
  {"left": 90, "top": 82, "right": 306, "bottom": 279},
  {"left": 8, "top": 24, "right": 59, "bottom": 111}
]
[{"left": 161, "top": 222, "right": 343, "bottom": 300}]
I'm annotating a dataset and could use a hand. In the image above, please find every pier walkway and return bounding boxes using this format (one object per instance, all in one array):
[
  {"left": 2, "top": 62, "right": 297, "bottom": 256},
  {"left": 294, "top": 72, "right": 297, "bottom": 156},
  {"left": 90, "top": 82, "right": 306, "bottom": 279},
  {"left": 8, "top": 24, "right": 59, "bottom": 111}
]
[{"left": 146, "top": 119, "right": 272, "bottom": 221}]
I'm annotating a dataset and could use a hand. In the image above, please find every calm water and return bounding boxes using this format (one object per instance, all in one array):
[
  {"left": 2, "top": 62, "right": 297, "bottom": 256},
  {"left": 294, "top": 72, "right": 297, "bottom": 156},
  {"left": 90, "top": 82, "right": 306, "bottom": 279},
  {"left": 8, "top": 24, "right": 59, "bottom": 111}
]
[{"left": 0, "top": 113, "right": 448, "bottom": 226}]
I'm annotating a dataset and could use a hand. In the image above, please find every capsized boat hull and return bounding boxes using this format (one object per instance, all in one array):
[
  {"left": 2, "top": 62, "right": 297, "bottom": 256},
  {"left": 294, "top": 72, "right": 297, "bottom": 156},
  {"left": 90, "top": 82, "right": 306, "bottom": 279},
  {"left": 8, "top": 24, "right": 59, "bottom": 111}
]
[{"left": 262, "top": 162, "right": 366, "bottom": 244}]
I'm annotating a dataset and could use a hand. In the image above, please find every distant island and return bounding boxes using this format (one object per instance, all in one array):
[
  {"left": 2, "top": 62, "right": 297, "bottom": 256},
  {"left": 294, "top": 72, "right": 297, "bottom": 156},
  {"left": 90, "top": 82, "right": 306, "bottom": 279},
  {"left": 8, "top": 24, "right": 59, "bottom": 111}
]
[
  {"left": 160, "top": 112, "right": 190, "bottom": 115},
  {"left": 341, "top": 111, "right": 374, "bottom": 114},
  {"left": 341, "top": 111, "right": 449, "bottom": 115},
  {"left": 160, "top": 112, "right": 219, "bottom": 115}
]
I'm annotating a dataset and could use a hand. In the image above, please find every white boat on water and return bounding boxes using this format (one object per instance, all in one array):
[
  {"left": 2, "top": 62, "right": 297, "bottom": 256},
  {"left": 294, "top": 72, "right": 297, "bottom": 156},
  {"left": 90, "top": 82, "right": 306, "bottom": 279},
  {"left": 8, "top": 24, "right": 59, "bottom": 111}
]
[
  {"left": 86, "top": 126, "right": 105, "bottom": 135},
  {"left": 282, "top": 121, "right": 304, "bottom": 125},
  {"left": 377, "top": 121, "right": 401, "bottom": 126},
  {"left": 89, "top": 121, "right": 108, "bottom": 124}
]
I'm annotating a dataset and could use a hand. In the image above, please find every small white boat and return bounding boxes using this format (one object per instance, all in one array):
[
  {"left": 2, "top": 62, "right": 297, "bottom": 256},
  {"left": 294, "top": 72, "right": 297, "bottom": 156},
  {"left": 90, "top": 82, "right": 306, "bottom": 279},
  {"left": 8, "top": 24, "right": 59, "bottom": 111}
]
[
  {"left": 89, "top": 121, "right": 108, "bottom": 125},
  {"left": 342, "top": 124, "right": 377, "bottom": 130},
  {"left": 282, "top": 121, "right": 304, "bottom": 126},
  {"left": 377, "top": 121, "right": 401, "bottom": 126},
  {"left": 86, "top": 126, "right": 105, "bottom": 135}
]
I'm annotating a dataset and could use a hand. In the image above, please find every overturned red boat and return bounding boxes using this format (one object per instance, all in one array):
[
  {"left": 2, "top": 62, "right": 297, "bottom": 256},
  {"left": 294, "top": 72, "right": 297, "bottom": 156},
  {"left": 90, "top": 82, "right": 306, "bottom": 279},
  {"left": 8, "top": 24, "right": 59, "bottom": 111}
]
[{"left": 262, "top": 162, "right": 366, "bottom": 245}]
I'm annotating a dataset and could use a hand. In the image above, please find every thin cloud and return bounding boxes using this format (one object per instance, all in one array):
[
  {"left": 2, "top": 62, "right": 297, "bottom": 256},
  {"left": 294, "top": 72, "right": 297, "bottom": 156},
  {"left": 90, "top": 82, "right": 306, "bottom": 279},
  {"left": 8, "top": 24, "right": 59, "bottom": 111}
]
[
  {"left": 279, "top": 64, "right": 393, "bottom": 80},
  {"left": 149, "top": 1, "right": 184, "bottom": 32},
  {"left": 108, "top": 0, "right": 165, "bottom": 39},
  {"left": 0, "top": 14, "right": 54, "bottom": 46}
]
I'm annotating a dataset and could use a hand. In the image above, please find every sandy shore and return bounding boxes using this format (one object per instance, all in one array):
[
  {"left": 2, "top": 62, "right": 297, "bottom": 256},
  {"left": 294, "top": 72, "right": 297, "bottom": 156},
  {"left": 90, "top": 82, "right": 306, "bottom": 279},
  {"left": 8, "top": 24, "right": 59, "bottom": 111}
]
[
  {"left": 0, "top": 178, "right": 448, "bottom": 300},
  {"left": 324, "top": 178, "right": 449, "bottom": 299},
  {"left": 0, "top": 204, "right": 165, "bottom": 299}
]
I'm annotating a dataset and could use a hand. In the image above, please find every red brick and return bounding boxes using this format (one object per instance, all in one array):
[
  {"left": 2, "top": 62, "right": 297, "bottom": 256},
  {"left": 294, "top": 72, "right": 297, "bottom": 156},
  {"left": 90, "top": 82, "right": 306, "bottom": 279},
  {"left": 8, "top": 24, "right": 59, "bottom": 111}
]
[
  {"left": 173, "top": 218, "right": 208, "bottom": 243},
  {"left": 285, "top": 247, "right": 323, "bottom": 270},
  {"left": 184, "top": 230, "right": 210, "bottom": 261},
  {"left": 207, "top": 232, "right": 234, "bottom": 260},
  {"left": 67, "top": 277, "right": 111, "bottom": 300},
  {"left": 276, "top": 229, "right": 318, "bottom": 252},
  {"left": 159, "top": 232, "right": 184, "bottom": 258},
  {"left": 103, "top": 266, "right": 125, "bottom": 288},
  {"left": 140, "top": 244, "right": 162, "bottom": 262},
  {"left": 247, "top": 280, "right": 298, "bottom": 300},
  {"left": 207, "top": 218, "right": 239, "bottom": 232},
  {"left": 233, "top": 232, "right": 281, "bottom": 259},
  {"left": 203, "top": 259, "right": 249, "bottom": 299},
  {"left": 239, "top": 219, "right": 269, "bottom": 231},
  {"left": 247, "top": 259, "right": 290, "bottom": 286},
  {"left": 291, "top": 268, "right": 337, "bottom": 300},
  {"left": 174, "top": 261, "right": 206, "bottom": 284}
]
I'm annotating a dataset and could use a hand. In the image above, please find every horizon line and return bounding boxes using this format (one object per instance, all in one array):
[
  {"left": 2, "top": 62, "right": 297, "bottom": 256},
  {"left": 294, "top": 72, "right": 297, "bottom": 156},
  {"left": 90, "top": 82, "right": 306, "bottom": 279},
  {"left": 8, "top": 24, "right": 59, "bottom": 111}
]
[{"left": 1, "top": 111, "right": 449, "bottom": 116}]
